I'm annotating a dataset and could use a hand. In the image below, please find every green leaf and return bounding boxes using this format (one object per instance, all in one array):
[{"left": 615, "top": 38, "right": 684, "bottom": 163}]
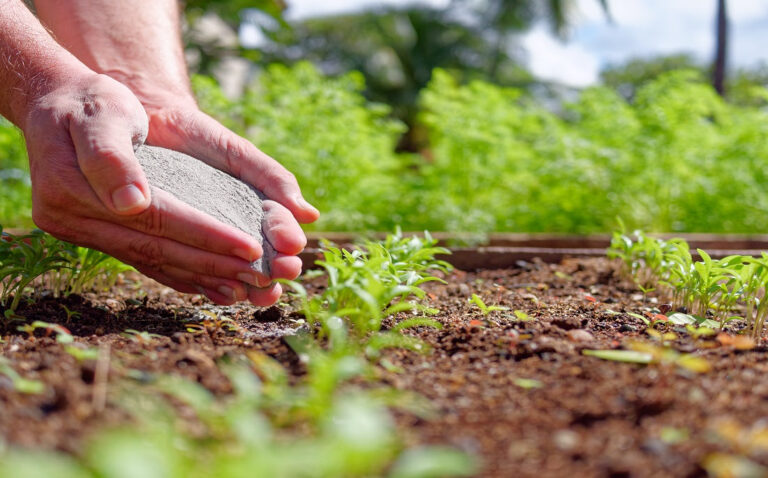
[
  {"left": 513, "top": 378, "right": 543, "bottom": 389},
  {"left": 582, "top": 349, "right": 653, "bottom": 364},
  {"left": 389, "top": 446, "right": 477, "bottom": 478}
]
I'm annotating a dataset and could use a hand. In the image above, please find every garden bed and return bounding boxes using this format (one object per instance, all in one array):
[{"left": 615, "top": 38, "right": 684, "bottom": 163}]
[{"left": 2, "top": 241, "right": 767, "bottom": 477}]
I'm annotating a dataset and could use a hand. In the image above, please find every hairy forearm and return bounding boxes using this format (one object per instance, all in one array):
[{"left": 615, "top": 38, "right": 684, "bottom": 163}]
[
  {"left": 0, "top": 0, "right": 91, "bottom": 127},
  {"left": 34, "top": 0, "right": 194, "bottom": 107}
]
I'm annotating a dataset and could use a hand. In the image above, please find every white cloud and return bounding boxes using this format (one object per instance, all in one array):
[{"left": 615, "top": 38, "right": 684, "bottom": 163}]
[
  {"left": 284, "top": 0, "right": 449, "bottom": 20},
  {"left": 248, "top": 0, "right": 768, "bottom": 86},
  {"left": 522, "top": 26, "right": 600, "bottom": 87}
]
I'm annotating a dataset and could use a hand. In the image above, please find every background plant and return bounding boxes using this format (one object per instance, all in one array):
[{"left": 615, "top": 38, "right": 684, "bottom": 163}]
[
  {"left": 607, "top": 230, "right": 768, "bottom": 338},
  {"left": 0, "top": 228, "right": 134, "bottom": 315}
]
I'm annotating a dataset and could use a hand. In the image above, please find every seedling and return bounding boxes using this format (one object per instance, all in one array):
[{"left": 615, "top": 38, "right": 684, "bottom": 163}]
[
  {"left": 121, "top": 329, "right": 163, "bottom": 344},
  {"left": 513, "top": 310, "right": 531, "bottom": 321},
  {"left": 607, "top": 230, "right": 768, "bottom": 339},
  {"left": 65, "top": 345, "right": 100, "bottom": 362},
  {"left": 1, "top": 228, "right": 133, "bottom": 314},
  {"left": 0, "top": 356, "right": 44, "bottom": 394},
  {"left": 186, "top": 310, "right": 241, "bottom": 335},
  {"left": 59, "top": 304, "right": 81, "bottom": 322},
  {"left": 16, "top": 320, "right": 74, "bottom": 343},
  {"left": 583, "top": 341, "right": 710, "bottom": 373},
  {"left": 0, "top": 229, "right": 70, "bottom": 313},
  {"left": 469, "top": 293, "right": 509, "bottom": 316},
  {"left": 513, "top": 378, "right": 543, "bottom": 389}
]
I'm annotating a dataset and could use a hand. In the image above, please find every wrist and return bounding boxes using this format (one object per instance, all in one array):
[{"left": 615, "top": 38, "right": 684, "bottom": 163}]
[
  {"left": 15, "top": 60, "right": 95, "bottom": 131},
  {"left": 101, "top": 69, "right": 196, "bottom": 111}
]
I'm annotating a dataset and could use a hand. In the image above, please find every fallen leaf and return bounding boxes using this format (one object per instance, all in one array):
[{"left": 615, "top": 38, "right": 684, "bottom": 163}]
[{"left": 716, "top": 333, "right": 756, "bottom": 350}]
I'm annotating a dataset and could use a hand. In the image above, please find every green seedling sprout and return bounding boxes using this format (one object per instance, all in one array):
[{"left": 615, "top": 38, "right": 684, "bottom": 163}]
[
  {"left": 121, "top": 329, "right": 163, "bottom": 344},
  {"left": 513, "top": 310, "right": 531, "bottom": 321},
  {"left": 0, "top": 356, "right": 44, "bottom": 394},
  {"left": 65, "top": 345, "right": 100, "bottom": 362},
  {"left": 0, "top": 229, "right": 71, "bottom": 313},
  {"left": 1, "top": 227, "right": 133, "bottom": 314},
  {"left": 16, "top": 320, "right": 74, "bottom": 343},
  {"left": 59, "top": 304, "right": 81, "bottom": 323},
  {"left": 607, "top": 230, "right": 768, "bottom": 339},
  {"left": 469, "top": 293, "right": 509, "bottom": 316}
]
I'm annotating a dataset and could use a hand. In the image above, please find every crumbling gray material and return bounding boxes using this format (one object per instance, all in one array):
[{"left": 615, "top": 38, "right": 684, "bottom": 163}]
[{"left": 135, "top": 145, "right": 273, "bottom": 276}]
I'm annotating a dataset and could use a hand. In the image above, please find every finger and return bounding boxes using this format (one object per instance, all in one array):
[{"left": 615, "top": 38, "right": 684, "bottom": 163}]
[
  {"left": 262, "top": 200, "right": 307, "bottom": 255},
  {"left": 161, "top": 265, "right": 247, "bottom": 303},
  {"left": 270, "top": 254, "right": 304, "bottom": 281},
  {"left": 118, "top": 188, "right": 263, "bottom": 262},
  {"left": 149, "top": 111, "right": 319, "bottom": 223},
  {"left": 69, "top": 110, "right": 151, "bottom": 216},
  {"left": 81, "top": 217, "right": 265, "bottom": 286},
  {"left": 137, "top": 266, "right": 237, "bottom": 306},
  {"left": 247, "top": 283, "right": 283, "bottom": 307},
  {"left": 199, "top": 288, "right": 238, "bottom": 306},
  {"left": 134, "top": 266, "right": 199, "bottom": 294}
]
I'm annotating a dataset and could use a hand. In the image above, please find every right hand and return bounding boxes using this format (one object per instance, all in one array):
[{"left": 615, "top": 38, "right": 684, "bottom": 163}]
[{"left": 22, "top": 72, "right": 267, "bottom": 305}]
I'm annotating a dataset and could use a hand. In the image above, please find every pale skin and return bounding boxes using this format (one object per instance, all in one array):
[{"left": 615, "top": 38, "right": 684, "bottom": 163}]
[{"left": 0, "top": 0, "right": 320, "bottom": 306}]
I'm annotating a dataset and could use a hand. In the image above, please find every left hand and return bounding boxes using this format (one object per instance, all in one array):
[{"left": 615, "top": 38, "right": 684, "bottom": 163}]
[{"left": 141, "top": 98, "right": 320, "bottom": 306}]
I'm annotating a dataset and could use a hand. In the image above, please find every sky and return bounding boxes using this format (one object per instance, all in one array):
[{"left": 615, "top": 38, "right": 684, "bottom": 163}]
[{"left": 272, "top": 0, "right": 768, "bottom": 87}]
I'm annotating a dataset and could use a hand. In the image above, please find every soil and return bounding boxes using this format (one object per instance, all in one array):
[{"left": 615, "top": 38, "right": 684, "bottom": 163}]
[{"left": 2, "top": 257, "right": 767, "bottom": 478}]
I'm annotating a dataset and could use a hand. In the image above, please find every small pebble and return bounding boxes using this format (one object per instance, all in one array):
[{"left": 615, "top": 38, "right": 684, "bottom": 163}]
[
  {"left": 553, "top": 429, "right": 579, "bottom": 451},
  {"left": 566, "top": 329, "right": 594, "bottom": 342}
]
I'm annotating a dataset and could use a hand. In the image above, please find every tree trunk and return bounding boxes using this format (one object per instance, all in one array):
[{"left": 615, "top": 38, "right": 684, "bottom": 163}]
[{"left": 712, "top": 0, "right": 728, "bottom": 96}]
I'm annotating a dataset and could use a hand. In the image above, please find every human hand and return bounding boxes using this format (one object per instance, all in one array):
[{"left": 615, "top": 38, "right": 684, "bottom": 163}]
[
  {"left": 136, "top": 96, "right": 320, "bottom": 306},
  {"left": 23, "top": 72, "right": 275, "bottom": 305}
]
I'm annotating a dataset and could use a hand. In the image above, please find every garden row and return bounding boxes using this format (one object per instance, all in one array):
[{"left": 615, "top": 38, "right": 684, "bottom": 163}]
[
  {"left": 5, "top": 227, "right": 768, "bottom": 476},
  {"left": 0, "top": 228, "right": 475, "bottom": 477},
  {"left": 4, "top": 65, "right": 768, "bottom": 234}
]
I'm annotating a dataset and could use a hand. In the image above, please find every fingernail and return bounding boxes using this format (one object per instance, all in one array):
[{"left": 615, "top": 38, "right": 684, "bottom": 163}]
[
  {"left": 112, "top": 184, "right": 147, "bottom": 212},
  {"left": 233, "top": 247, "right": 261, "bottom": 262},
  {"left": 218, "top": 285, "right": 236, "bottom": 300},
  {"left": 297, "top": 197, "right": 319, "bottom": 215},
  {"left": 257, "top": 275, "right": 272, "bottom": 288},
  {"left": 237, "top": 272, "right": 260, "bottom": 286}
]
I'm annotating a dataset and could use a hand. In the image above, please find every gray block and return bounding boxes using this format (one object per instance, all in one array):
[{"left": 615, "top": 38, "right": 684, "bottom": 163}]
[{"left": 135, "top": 145, "right": 273, "bottom": 277}]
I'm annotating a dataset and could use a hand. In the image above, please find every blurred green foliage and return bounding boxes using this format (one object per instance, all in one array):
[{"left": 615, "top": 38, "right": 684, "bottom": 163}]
[
  {"left": 0, "top": 119, "right": 31, "bottom": 228},
  {"left": 417, "top": 68, "right": 768, "bottom": 233},
  {"left": 258, "top": 1, "right": 610, "bottom": 149},
  {"left": 5, "top": 64, "right": 768, "bottom": 234},
  {"left": 193, "top": 63, "right": 408, "bottom": 231}
]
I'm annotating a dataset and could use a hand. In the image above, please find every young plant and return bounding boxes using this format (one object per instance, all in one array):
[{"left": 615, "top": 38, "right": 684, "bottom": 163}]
[
  {"left": 469, "top": 293, "right": 509, "bottom": 316},
  {"left": 0, "top": 356, "right": 44, "bottom": 394},
  {"left": 121, "top": 329, "right": 163, "bottom": 344},
  {"left": 0, "top": 228, "right": 71, "bottom": 313}
]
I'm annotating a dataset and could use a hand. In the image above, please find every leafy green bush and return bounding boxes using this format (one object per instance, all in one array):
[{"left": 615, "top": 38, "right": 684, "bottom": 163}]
[
  {"left": 417, "top": 69, "right": 768, "bottom": 233},
  {"left": 194, "top": 62, "right": 409, "bottom": 231}
]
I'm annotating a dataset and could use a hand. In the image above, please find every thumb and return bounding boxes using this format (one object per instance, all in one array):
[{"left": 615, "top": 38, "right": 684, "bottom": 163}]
[{"left": 69, "top": 119, "right": 152, "bottom": 216}]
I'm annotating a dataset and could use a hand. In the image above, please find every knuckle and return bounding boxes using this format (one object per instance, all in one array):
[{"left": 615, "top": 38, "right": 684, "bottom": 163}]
[
  {"left": 278, "top": 171, "right": 299, "bottom": 190},
  {"left": 128, "top": 237, "right": 164, "bottom": 268},
  {"left": 219, "top": 134, "right": 245, "bottom": 178},
  {"left": 200, "top": 259, "right": 219, "bottom": 277},
  {"left": 136, "top": 200, "right": 166, "bottom": 235}
]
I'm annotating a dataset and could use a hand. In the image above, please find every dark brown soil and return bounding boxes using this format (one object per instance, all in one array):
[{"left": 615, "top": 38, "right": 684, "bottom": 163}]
[{"left": 2, "top": 257, "right": 767, "bottom": 477}]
